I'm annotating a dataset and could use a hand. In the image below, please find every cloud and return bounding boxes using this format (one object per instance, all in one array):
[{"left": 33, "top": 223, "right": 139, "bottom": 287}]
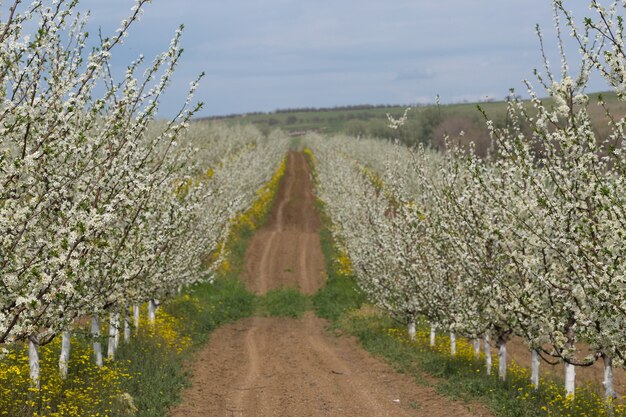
[
  {"left": 412, "top": 95, "right": 437, "bottom": 105},
  {"left": 69, "top": 0, "right": 608, "bottom": 117},
  {"left": 448, "top": 93, "right": 501, "bottom": 104},
  {"left": 394, "top": 68, "right": 436, "bottom": 81}
]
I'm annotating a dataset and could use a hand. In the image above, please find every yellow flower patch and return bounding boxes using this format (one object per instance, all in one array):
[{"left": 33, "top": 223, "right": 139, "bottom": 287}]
[
  {"left": 0, "top": 336, "right": 128, "bottom": 417},
  {"left": 139, "top": 309, "right": 192, "bottom": 355}
]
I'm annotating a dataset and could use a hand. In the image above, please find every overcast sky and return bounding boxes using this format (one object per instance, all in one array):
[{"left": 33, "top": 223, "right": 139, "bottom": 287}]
[{"left": 77, "top": 0, "right": 607, "bottom": 117}]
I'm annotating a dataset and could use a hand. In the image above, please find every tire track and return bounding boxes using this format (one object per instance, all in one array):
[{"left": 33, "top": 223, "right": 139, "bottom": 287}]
[
  {"left": 302, "top": 314, "right": 393, "bottom": 416},
  {"left": 228, "top": 318, "right": 267, "bottom": 417},
  {"left": 170, "top": 315, "right": 492, "bottom": 417},
  {"left": 274, "top": 153, "right": 296, "bottom": 232},
  {"left": 243, "top": 151, "right": 325, "bottom": 295},
  {"left": 254, "top": 231, "right": 277, "bottom": 294}
]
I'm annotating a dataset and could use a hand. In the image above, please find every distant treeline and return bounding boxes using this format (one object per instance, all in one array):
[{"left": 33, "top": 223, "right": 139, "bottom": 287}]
[
  {"left": 194, "top": 92, "right": 623, "bottom": 160},
  {"left": 199, "top": 103, "right": 412, "bottom": 121}
]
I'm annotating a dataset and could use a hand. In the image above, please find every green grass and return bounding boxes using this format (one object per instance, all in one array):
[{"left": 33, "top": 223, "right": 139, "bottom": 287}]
[
  {"left": 117, "top": 333, "right": 188, "bottom": 417},
  {"left": 119, "top": 277, "right": 320, "bottom": 416},
  {"left": 256, "top": 287, "right": 311, "bottom": 318},
  {"left": 222, "top": 223, "right": 256, "bottom": 274},
  {"left": 202, "top": 105, "right": 410, "bottom": 135},
  {"left": 340, "top": 312, "right": 626, "bottom": 416},
  {"left": 312, "top": 272, "right": 363, "bottom": 322},
  {"left": 165, "top": 278, "right": 257, "bottom": 345}
]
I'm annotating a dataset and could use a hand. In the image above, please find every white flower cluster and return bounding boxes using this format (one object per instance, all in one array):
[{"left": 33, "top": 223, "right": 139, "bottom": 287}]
[
  {"left": 0, "top": 0, "right": 289, "bottom": 369},
  {"left": 307, "top": 0, "right": 625, "bottom": 396}
]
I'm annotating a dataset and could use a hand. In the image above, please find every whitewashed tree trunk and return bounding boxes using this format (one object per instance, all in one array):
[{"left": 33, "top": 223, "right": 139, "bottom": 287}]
[
  {"left": 59, "top": 331, "right": 71, "bottom": 379},
  {"left": 498, "top": 342, "right": 507, "bottom": 381},
  {"left": 603, "top": 354, "right": 616, "bottom": 399},
  {"left": 565, "top": 362, "right": 576, "bottom": 397},
  {"left": 148, "top": 299, "right": 157, "bottom": 325},
  {"left": 563, "top": 322, "right": 577, "bottom": 397},
  {"left": 484, "top": 334, "right": 492, "bottom": 376},
  {"left": 429, "top": 325, "right": 436, "bottom": 347},
  {"left": 134, "top": 304, "right": 140, "bottom": 329},
  {"left": 531, "top": 349, "right": 540, "bottom": 389},
  {"left": 450, "top": 332, "right": 456, "bottom": 356},
  {"left": 113, "top": 311, "right": 120, "bottom": 350},
  {"left": 91, "top": 316, "right": 103, "bottom": 367},
  {"left": 408, "top": 320, "right": 416, "bottom": 341},
  {"left": 29, "top": 339, "right": 40, "bottom": 388},
  {"left": 107, "top": 311, "right": 119, "bottom": 360},
  {"left": 124, "top": 306, "right": 131, "bottom": 342},
  {"left": 473, "top": 338, "right": 481, "bottom": 359}
]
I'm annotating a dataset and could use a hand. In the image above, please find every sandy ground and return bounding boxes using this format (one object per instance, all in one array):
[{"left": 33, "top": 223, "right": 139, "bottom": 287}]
[{"left": 169, "top": 152, "right": 491, "bottom": 417}]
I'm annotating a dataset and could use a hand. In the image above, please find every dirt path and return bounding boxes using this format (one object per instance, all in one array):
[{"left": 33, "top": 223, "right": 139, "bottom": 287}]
[
  {"left": 170, "top": 313, "right": 490, "bottom": 417},
  {"left": 169, "top": 152, "right": 491, "bottom": 417},
  {"left": 243, "top": 151, "right": 324, "bottom": 295}
]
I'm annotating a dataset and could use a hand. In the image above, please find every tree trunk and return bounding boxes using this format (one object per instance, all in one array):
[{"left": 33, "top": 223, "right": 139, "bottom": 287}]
[
  {"left": 59, "top": 330, "right": 71, "bottom": 379},
  {"left": 484, "top": 334, "right": 492, "bottom": 376},
  {"left": 565, "top": 362, "right": 576, "bottom": 397},
  {"left": 107, "top": 311, "right": 119, "bottom": 360},
  {"left": 124, "top": 306, "right": 131, "bottom": 342},
  {"left": 473, "top": 338, "right": 481, "bottom": 359},
  {"left": 408, "top": 320, "right": 416, "bottom": 341},
  {"left": 430, "top": 324, "right": 436, "bottom": 347},
  {"left": 450, "top": 332, "right": 457, "bottom": 356},
  {"left": 564, "top": 320, "right": 576, "bottom": 397},
  {"left": 498, "top": 342, "right": 507, "bottom": 381},
  {"left": 134, "top": 304, "right": 140, "bottom": 329},
  {"left": 603, "top": 354, "right": 616, "bottom": 399},
  {"left": 531, "top": 349, "right": 540, "bottom": 389},
  {"left": 148, "top": 299, "right": 156, "bottom": 325},
  {"left": 28, "top": 339, "right": 40, "bottom": 388},
  {"left": 91, "top": 316, "right": 103, "bottom": 367},
  {"left": 113, "top": 310, "right": 120, "bottom": 350}
]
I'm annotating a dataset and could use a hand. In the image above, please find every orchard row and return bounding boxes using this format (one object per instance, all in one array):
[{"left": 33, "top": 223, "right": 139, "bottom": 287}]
[
  {"left": 0, "top": 0, "right": 289, "bottom": 384},
  {"left": 306, "top": 0, "right": 625, "bottom": 399}
]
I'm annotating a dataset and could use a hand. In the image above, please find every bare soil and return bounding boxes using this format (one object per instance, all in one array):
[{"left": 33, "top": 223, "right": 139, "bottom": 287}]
[{"left": 169, "top": 152, "right": 491, "bottom": 417}]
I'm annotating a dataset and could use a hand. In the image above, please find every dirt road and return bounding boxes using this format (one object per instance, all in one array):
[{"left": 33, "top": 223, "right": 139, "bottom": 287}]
[
  {"left": 169, "top": 313, "right": 491, "bottom": 417},
  {"left": 169, "top": 152, "right": 489, "bottom": 417},
  {"left": 243, "top": 151, "right": 324, "bottom": 295}
]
